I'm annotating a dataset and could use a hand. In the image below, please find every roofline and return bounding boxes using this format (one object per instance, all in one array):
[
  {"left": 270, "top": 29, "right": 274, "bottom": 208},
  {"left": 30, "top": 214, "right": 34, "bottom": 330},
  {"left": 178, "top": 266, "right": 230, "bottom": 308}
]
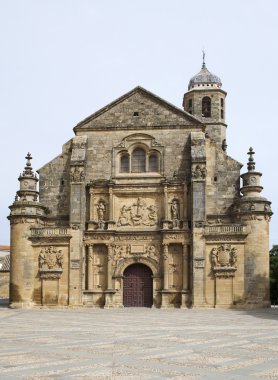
[{"left": 73, "top": 86, "right": 204, "bottom": 133}]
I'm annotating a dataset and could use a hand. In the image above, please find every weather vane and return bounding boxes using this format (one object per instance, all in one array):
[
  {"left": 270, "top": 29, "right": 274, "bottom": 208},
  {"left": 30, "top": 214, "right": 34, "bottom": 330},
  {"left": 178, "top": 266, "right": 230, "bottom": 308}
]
[{"left": 202, "top": 49, "right": 206, "bottom": 68}]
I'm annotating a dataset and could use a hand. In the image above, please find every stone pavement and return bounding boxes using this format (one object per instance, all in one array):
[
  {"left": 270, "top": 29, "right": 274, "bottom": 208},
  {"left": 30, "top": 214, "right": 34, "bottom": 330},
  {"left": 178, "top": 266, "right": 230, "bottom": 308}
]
[{"left": 1, "top": 303, "right": 278, "bottom": 379}]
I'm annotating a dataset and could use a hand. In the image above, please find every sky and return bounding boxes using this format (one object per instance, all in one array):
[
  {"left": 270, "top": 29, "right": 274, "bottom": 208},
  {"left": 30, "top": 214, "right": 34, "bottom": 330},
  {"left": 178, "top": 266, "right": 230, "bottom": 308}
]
[{"left": 0, "top": 0, "right": 277, "bottom": 247}]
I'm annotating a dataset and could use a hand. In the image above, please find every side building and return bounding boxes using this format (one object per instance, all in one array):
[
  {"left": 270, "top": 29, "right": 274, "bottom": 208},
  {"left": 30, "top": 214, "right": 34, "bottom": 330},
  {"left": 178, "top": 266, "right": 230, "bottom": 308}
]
[{"left": 8, "top": 61, "right": 272, "bottom": 308}]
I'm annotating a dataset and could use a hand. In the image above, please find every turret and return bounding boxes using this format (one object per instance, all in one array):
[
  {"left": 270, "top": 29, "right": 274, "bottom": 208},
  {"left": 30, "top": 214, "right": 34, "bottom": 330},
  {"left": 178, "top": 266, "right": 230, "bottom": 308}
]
[
  {"left": 233, "top": 148, "right": 272, "bottom": 307},
  {"left": 8, "top": 153, "right": 46, "bottom": 308},
  {"left": 183, "top": 53, "right": 227, "bottom": 148}
]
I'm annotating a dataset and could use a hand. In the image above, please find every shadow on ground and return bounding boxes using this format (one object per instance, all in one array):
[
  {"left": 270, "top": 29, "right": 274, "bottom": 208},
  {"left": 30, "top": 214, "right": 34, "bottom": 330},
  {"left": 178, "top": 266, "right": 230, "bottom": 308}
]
[{"left": 0, "top": 298, "right": 9, "bottom": 308}]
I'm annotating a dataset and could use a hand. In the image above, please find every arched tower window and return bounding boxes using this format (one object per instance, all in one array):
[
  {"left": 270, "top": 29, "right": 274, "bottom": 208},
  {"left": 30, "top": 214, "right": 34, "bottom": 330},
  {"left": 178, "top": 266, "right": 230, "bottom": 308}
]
[
  {"left": 120, "top": 154, "right": 129, "bottom": 173},
  {"left": 188, "top": 99, "right": 193, "bottom": 114},
  {"left": 131, "top": 148, "right": 146, "bottom": 173},
  {"left": 202, "top": 97, "right": 211, "bottom": 117},
  {"left": 220, "top": 98, "right": 224, "bottom": 119},
  {"left": 149, "top": 153, "right": 159, "bottom": 172}
]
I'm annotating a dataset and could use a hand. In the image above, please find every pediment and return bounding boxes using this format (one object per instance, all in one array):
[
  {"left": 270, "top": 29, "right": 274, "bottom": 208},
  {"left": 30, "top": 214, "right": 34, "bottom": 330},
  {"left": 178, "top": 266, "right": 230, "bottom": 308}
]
[{"left": 74, "top": 86, "right": 203, "bottom": 132}]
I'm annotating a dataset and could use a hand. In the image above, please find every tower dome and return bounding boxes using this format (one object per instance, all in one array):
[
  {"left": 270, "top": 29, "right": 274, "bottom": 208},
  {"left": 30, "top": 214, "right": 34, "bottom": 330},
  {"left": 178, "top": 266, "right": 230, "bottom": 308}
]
[
  {"left": 188, "top": 56, "right": 222, "bottom": 90},
  {"left": 183, "top": 54, "right": 226, "bottom": 147}
]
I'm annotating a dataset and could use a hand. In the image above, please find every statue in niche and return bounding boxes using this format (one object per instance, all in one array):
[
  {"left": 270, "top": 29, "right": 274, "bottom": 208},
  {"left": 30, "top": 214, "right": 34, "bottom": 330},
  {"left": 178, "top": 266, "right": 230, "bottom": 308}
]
[
  {"left": 117, "top": 205, "right": 132, "bottom": 226},
  {"left": 97, "top": 201, "right": 106, "bottom": 230},
  {"left": 171, "top": 199, "right": 179, "bottom": 229},
  {"left": 97, "top": 201, "right": 105, "bottom": 221}
]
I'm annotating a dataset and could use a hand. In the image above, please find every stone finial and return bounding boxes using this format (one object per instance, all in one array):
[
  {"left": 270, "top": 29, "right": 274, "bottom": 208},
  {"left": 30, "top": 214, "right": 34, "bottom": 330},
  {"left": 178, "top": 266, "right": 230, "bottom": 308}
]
[
  {"left": 202, "top": 50, "right": 206, "bottom": 69},
  {"left": 22, "top": 152, "right": 34, "bottom": 176},
  {"left": 247, "top": 147, "right": 256, "bottom": 171}
]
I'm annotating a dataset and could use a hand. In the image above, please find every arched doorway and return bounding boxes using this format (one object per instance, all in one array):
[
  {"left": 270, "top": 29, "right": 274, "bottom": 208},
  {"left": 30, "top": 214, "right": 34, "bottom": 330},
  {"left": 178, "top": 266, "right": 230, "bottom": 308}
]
[{"left": 123, "top": 264, "right": 153, "bottom": 307}]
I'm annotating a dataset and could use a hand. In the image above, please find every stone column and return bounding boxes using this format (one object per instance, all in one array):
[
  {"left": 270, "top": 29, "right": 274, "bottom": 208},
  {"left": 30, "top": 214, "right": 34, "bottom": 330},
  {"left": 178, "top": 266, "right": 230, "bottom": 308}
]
[
  {"left": 88, "top": 244, "right": 94, "bottom": 290},
  {"left": 107, "top": 245, "right": 113, "bottom": 290},
  {"left": 182, "top": 244, "right": 189, "bottom": 290},
  {"left": 182, "top": 244, "right": 191, "bottom": 308},
  {"left": 190, "top": 132, "right": 206, "bottom": 307},
  {"left": 104, "top": 244, "right": 116, "bottom": 308},
  {"left": 164, "top": 184, "right": 169, "bottom": 220},
  {"left": 89, "top": 188, "right": 94, "bottom": 221},
  {"left": 183, "top": 183, "right": 188, "bottom": 224},
  {"left": 161, "top": 243, "right": 170, "bottom": 308},
  {"left": 109, "top": 187, "right": 113, "bottom": 221},
  {"left": 163, "top": 243, "right": 169, "bottom": 290}
]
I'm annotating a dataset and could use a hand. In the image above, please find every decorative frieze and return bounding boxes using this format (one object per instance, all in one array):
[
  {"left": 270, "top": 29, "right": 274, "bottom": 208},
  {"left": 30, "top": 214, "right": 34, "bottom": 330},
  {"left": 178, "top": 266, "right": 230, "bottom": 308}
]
[
  {"left": 110, "top": 244, "right": 159, "bottom": 266},
  {"left": 31, "top": 227, "right": 69, "bottom": 236}
]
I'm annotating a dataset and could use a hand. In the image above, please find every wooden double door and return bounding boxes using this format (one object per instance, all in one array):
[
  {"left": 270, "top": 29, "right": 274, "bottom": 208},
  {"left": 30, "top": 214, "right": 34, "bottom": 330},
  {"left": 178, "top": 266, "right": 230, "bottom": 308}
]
[{"left": 123, "top": 264, "right": 153, "bottom": 307}]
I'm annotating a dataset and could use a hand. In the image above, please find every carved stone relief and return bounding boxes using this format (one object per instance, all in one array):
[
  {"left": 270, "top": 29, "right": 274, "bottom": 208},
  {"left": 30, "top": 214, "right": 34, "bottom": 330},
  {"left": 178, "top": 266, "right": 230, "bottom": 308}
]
[
  {"left": 210, "top": 244, "right": 237, "bottom": 277},
  {"left": 39, "top": 246, "right": 63, "bottom": 270},
  {"left": 191, "top": 164, "right": 206, "bottom": 180},
  {"left": 70, "top": 166, "right": 84, "bottom": 183},
  {"left": 38, "top": 246, "right": 63, "bottom": 279},
  {"left": 110, "top": 243, "right": 159, "bottom": 273},
  {"left": 117, "top": 198, "right": 158, "bottom": 227}
]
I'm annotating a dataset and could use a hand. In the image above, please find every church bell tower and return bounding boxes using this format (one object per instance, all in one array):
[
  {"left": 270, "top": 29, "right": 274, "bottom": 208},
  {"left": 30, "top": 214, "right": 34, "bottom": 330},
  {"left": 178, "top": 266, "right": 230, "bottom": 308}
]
[{"left": 183, "top": 54, "right": 227, "bottom": 148}]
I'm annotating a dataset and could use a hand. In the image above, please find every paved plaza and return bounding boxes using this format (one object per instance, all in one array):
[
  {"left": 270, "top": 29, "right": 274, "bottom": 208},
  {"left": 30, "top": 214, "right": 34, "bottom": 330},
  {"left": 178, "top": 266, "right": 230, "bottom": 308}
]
[{"left": 1, "top": 302, "right": 278, "bottom": 379}]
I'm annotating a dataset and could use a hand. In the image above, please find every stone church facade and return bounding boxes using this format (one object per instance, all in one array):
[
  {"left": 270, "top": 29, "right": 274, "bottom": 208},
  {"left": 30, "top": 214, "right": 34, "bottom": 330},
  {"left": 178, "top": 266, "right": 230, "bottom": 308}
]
[{"left": 8, "top": 61, "right": 272, "bottom": 308}]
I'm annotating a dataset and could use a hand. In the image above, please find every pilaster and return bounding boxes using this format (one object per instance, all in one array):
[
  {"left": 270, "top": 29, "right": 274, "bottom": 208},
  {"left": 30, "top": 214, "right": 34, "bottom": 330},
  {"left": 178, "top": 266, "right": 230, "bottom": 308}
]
[
  {"left": 190, "top": 132, "right": 206, "bottom": 307},
  {"left": 69, "top": 136, "right": 87, "bottom": 306}
]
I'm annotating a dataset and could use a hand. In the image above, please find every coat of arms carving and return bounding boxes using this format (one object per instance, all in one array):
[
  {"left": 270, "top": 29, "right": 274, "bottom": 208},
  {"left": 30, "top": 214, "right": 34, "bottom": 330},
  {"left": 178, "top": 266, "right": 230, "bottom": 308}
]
[
  {"left": 39, "top": 246, "right": 63, "bottom": 270},
  {"left": 210, "top": 244, "right": 237, "bottom": 278}
]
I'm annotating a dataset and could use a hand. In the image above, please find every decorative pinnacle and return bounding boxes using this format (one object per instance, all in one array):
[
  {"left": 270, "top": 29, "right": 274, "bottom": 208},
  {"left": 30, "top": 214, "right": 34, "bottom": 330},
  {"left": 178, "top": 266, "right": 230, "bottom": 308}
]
[
  {"left": 247, "top": 147, "right": 256, "bottom": 171},
  {"left": 202, "top": 49, "right": 206, "bottom": 69},
  {"left": 23, "top": 152, "right": 34, "bottom": 176}
]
